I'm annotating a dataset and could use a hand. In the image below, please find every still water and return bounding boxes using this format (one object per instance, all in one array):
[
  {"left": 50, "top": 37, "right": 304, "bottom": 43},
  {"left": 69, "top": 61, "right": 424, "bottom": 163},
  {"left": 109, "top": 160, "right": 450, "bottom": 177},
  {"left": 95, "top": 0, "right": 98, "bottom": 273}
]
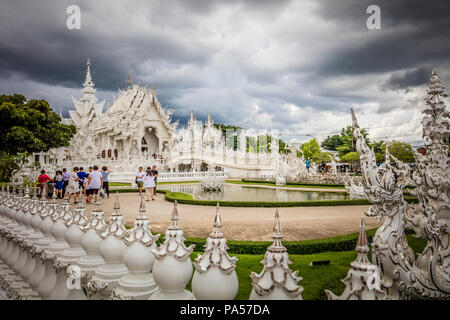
[{"left": 159, "top": 183, "right": 348, "bottom": 202}]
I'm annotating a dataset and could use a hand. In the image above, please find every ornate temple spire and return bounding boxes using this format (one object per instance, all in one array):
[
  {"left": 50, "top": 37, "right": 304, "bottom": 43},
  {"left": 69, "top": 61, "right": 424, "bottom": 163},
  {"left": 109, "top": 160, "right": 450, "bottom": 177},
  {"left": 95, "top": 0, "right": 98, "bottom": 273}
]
[
  {"left": 81, "top": 58, "right": 97, "bottom": 103},
  {"left": 206, "top": 111, "right": 213, "bottom": 127},
  {"left": 188, "top": 109, "right": 195, "bottom": 128},
  {"left": 423, "top": 67, "right": 449, "bottom": 145},
  {"left": 126, "top": 74, "right": 132, "bottom": 88}
]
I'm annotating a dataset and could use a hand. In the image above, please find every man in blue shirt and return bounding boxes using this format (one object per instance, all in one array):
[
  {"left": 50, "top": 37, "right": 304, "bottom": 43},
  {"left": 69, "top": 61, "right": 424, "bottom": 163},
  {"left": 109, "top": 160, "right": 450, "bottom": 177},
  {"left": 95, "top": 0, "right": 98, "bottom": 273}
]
[
  {"left": 305, "top": 159, "right": 310, "bottom": 173},
  {"left": 77, "top": 167, "right": 86, "bottom": 196}
]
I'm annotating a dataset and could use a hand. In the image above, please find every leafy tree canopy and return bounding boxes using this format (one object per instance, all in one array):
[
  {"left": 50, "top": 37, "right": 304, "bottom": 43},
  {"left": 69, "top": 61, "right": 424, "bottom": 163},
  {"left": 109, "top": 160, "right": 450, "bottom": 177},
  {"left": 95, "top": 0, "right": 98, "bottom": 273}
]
[
  {"left": 0, "top": 94, "right": 76, "bottom": 155},
  {"left": 300, "top": 138, "right": 321, "bottom": 160},
  {"left": 384, "top": 140, "right": 415, "bottom": 163},
  {"left": 321, "top": 125, "right": 370, "bottom": 158},
  {"left": 340, "top": 151, "right": 360, "bottom": 163}
]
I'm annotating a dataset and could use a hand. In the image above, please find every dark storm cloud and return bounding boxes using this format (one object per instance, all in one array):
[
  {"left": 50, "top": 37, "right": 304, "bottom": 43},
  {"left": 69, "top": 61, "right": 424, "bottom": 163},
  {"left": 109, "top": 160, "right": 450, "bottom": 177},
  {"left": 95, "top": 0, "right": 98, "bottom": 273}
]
[
  {"left": 315, "top": 0, "right": 450, "bottom": 76},
  {"left": 378, "top": 66, "right": 431, "bottom": 92},
  {"left": 0, "top": 0, "right": 448, "bottom": 142}
]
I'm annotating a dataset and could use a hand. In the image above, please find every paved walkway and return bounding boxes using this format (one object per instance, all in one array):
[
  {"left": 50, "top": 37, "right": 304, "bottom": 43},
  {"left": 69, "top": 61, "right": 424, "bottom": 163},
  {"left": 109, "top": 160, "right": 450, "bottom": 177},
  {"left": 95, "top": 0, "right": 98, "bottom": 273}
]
[{"left": 72, "top": 192, "right": 378, "bottom": 241}]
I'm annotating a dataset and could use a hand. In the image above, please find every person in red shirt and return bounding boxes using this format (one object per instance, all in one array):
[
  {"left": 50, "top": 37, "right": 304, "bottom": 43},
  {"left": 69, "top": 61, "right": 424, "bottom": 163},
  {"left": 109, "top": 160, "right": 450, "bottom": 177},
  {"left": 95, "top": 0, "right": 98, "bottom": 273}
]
[{"left": 38, "top": 170, "right": 52, "bottom": 198}]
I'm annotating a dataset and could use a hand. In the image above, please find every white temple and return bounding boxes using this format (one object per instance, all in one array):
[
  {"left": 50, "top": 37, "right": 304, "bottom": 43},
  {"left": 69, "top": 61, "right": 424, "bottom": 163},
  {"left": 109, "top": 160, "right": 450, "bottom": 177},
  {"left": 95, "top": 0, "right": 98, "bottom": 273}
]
[{"left": 32, "top": 60, "right": 289, "bottom": 181}]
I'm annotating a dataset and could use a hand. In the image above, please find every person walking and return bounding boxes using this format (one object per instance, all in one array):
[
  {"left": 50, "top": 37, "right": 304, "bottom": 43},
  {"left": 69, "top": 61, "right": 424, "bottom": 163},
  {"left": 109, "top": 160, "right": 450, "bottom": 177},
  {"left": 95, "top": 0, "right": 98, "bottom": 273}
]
[
  {"left": 77, "top": 167, "right": 86, "bottom": 196},
  {"left": 143, "top": 167, "right": 155, "bottom": 201},
  {"left": 67, "top": 167, "right": 82, "bottom": 203},
  {"left": 54, "top": 170, "right": 64, "bottom": 199},
  {"left": 101, "top": 166, "right": 111, "bottom": 198},
  {"left": 151, "top": 165, "right": 159, "bottom": 195},
  {"left": 84, "top": 173, "right": 91, "bottom": 202},
  {"left": 62, "top": 168, "right": 70, "bottom": 198},
  {"left": 87, "top": 165, "right": 103, "bottom": 203},
  {"left": 305, "top": 159, "right": 310, "bottom": 173},
  {"left": 37, "top": 170, "right": 52, "bottom": 198},
  {"left": 136, "top": 167, "right": 145, "bottom": 195}
]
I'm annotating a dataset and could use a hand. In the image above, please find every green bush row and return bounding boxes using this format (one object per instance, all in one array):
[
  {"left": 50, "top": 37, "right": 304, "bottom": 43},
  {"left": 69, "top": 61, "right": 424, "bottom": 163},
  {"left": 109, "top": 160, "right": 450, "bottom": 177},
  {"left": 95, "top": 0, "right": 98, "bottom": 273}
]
[{"left": 151, "top": 228, "right": 380, "bottom": 255}]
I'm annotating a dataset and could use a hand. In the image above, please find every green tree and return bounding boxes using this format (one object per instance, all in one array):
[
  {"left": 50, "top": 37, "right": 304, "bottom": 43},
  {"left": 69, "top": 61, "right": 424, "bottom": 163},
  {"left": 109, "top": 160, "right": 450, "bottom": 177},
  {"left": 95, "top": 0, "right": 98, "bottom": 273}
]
[
  {"left": 370, "top": 140, "right": 385, "bottom": 162},
  {"left": 313, "top": 151, "right": 334, "bottom": 163},
  {"left": 322, "top": 125, "right": 370, "bottom": 158},
  {"left": 0, "top": 94, "right": 76, "bottom": 181},
  {"left": 321, "top": 134, "right": 343, "bottom": 151},
  {"left": 385, "top": 141, "right": 415, "bottom": 163},
  {"left": 300, "top": 138, "right": 321, "bottom": 160},
  {"left": 0, "top": 94, "right": 76, "bottom": 154},
  {"left": 340, "top": 151, "right": 360, "bottom": 163}
]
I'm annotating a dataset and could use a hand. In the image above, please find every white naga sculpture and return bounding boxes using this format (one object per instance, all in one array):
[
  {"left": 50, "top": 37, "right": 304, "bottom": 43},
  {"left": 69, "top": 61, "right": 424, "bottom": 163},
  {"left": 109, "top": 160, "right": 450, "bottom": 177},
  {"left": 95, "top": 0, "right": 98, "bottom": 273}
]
[
  {"left": 192, "top": 204, "right": 239, "bottom": 300},
  {"left": 344, "top": 174, "right": 367, "bottom": 199},
  {"left": 200, "top": 170, "right": 224, "bottom": 192},
  {"left": 350, "top": 68, "right": 450, "bottom": 300},
  {"left": 249, "top": 209, "right": 303, "bottom": 300},
  {"left": 325, "top": 217, "right": 388, "bottom": 300}
]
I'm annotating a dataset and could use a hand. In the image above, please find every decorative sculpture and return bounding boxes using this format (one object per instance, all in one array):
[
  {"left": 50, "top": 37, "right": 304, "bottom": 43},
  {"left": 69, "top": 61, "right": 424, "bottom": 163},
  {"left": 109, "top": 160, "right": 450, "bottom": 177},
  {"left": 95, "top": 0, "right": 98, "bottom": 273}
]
[
  {"left": 86, "top": 192, "right": 129, "bottom": 299},
  {"left": 112, "top": 195, "right": 160, "bottom": 299},
  {"left": 344, "top": 174, "right": 367, "bottom": 199},
  {"left": 151, "top": 201, "right": 195, "bottom": 300},
  {"left": 78, "top": 199, "right": 107, "bottom": 276},
  {"left": 249, "top": 209, "right": 303, "bottom": 300},
  {"left": 350, "top": 68, "right": 449, "bottom": 300},
  {"left": 325, "top": 217, "right": 388, "bottom": 300},
  {"left": 192, "top": 203, "right": 239, "bottom": 300}
]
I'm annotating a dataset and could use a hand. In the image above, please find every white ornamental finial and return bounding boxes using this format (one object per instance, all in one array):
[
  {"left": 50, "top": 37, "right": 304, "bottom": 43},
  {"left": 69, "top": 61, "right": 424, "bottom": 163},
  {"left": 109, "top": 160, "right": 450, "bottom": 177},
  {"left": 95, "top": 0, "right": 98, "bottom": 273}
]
[
  {"left": 124, "top": 195, "right": 160, "bottom": 246},
  {"left": 211, "top": 203, "right": 223, "bottom": 237},
  {"left": 192, "top": 203, "right": 239, "bottom": 300},
  {"left": 249, "top": 210, "right": 303, "bottom": 300},
  {"left": 325, "top": 217, "right": 388, "bottom": 300},
  {"left": 169, "top": 200, "right": 180, "bottom": 230},
  {"left": 101, "top": 192, "right": 128, "bottom": 239}
]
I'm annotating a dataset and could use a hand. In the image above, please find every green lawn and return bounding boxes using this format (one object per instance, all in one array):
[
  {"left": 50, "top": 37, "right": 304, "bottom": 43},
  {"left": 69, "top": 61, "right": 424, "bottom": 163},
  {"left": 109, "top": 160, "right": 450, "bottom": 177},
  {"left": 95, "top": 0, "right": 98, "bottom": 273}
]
[
  {"left": 184, "top": 233, "right": 427, "bottom": 300},
  {"left": 186, "top": 250, "right": 353, "bottom": 300}
]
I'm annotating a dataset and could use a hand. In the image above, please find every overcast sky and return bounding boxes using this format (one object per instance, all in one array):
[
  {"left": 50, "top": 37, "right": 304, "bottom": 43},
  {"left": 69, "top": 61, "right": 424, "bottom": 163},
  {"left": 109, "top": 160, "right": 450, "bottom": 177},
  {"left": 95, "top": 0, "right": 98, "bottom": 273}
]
[{"left": 1, "top": 0, "right": 449, "bottom": 146}]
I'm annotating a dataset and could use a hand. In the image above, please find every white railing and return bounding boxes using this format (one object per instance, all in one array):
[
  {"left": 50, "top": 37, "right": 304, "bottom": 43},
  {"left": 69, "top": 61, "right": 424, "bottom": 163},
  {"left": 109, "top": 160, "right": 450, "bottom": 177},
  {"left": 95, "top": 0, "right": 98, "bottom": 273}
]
[{"left": 108, "top": 171, "right": 226, "bottom": 183}]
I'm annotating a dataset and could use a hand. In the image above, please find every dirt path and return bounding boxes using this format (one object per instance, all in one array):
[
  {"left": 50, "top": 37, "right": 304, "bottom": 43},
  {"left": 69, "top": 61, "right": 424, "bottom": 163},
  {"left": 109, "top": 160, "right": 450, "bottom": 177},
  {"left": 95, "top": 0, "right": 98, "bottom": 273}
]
[{"left": 73, "top": 192, "right": 378, "bottom": 241}]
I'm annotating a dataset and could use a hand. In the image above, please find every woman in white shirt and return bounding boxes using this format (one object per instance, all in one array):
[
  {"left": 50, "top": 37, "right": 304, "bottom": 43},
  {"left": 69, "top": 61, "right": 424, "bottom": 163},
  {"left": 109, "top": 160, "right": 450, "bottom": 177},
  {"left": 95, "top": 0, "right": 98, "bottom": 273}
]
[
  {"left": 143, "top": 167, "right": 156, "bottom": 201},
  {"left": 87, "top": 165, "right": 103, "bottom": 203}
]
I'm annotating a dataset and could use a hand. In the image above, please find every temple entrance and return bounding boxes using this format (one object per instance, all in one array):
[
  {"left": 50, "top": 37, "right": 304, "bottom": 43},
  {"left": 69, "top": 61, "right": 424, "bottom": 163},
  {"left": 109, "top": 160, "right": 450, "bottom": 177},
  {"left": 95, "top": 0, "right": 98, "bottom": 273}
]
[{"left": 142, "top": 128, "right": 159, "bottom": 156}]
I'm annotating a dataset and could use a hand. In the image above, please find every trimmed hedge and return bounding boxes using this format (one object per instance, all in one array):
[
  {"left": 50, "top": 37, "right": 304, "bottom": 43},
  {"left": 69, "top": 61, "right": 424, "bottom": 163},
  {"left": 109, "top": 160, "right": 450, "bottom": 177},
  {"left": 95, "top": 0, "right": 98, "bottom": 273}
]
[
  {"left": 152, "top": 228, "right": 379, "bottom": 255},
  {"left": 110, "top": 188, "right": 418, "bottom": 207}
]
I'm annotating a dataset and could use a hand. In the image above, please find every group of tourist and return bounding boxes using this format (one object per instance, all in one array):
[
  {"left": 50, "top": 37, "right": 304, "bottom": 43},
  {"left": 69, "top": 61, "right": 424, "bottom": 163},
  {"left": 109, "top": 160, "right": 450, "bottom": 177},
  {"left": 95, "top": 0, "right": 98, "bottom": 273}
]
[
  {"left": 37, "top": 164, "right": 159, "bottom": 203},
  {"left": 135, "top": 165, "right": 159, "bottom": 201},
  {"left": 37, "top": 166, "right": 111, "bottom": 204}
]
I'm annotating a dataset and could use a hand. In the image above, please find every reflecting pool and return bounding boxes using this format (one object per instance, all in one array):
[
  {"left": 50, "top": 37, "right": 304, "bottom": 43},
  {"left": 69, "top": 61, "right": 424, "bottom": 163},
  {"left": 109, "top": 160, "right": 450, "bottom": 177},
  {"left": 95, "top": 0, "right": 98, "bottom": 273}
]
[{"left": 159, "top": 183, "right": 348, "bottom": 202}]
